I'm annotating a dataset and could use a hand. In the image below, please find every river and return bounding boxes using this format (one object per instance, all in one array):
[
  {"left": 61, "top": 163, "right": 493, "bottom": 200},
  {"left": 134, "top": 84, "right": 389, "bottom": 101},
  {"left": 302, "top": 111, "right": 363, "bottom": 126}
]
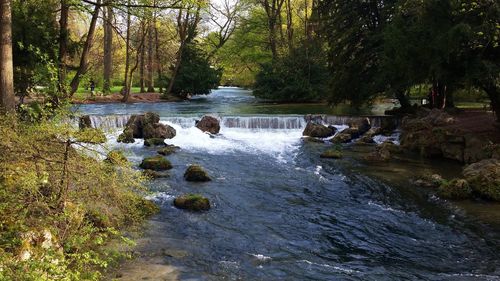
[{"left": 76, "top": 87, "right": 500, "bottom": 281}]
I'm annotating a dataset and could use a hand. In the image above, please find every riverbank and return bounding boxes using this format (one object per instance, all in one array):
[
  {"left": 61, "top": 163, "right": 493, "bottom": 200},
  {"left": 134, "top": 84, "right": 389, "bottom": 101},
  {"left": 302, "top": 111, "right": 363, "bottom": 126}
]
[{"left": 72, "top": 92, "right": 183, "bottom": 104}]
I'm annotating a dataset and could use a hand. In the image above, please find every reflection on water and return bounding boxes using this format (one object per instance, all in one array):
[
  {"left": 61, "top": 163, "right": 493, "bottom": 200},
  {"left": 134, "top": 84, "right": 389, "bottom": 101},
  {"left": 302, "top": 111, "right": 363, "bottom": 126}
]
[{"left": 78, "top": 88, "right": 500, "bottom": 280}]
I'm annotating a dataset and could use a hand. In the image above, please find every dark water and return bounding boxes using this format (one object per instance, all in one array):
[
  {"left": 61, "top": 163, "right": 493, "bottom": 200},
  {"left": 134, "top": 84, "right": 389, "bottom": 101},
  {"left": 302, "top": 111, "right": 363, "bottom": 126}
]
[{"left": 79, "top": 88, "right": 500, "bottom": 280}]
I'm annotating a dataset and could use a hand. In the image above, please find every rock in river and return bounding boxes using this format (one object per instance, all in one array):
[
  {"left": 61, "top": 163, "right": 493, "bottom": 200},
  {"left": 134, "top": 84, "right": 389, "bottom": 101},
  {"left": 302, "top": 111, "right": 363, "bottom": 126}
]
[
  {"left": 184, "top": 165, "right": 211, "bottom": 182},
  {"left": 139, "top": 156, "right": 173, "bottom": 171},
  {"left": 302, "top": 122, "right": 335, "bottom": 138},
  {"left": 196, "top": 115, "right": 221, "bottom": 134},
  {"left": 174, "top": 194, "right": 210, "bottom": 211}
]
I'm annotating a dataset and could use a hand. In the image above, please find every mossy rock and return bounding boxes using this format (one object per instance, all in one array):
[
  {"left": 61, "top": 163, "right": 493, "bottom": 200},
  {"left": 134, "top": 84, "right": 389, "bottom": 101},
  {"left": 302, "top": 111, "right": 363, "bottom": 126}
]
[
  {"left": 184, "top": 165, "right": 211, "bottom": 182},
  {"left": 75, "top": 128, "right": 107, "bottom": 144},
  {"left": 157, "top": 146, "right": 178, "bottom": 156},
  {"left": 144, "top": 138, "right": 166, "bottom": 147},
  {"left": 320, "top": 149, "right": 343, "bottom": 159},
  {"left": 105, "top": 150, "right": 128, "bottom": 166},
  {"left": 142, "top": 169, "right": 170, "bottom": 179},
  {"left": 117, "top": 128, "right": 135, "bottom": 143},
  {"left": 463, "top": 159, "right": 500, "bottom": 201},
  {"left": 139, "top": 156, "right": 172, "bottom": 171},
  {"left": 438, "top": 179, "right": 472, "bottom": 200},
  {"left": 174, "top": 194, "right": 210, "bottom": 211}
]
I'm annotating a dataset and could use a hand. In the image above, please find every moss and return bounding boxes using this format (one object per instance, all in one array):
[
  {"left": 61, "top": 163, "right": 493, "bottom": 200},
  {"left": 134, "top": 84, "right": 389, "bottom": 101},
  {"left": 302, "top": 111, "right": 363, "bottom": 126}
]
[
  {"left": 438, "top": 179, "right": 472, "bottom": 200},
  {"left": 184, "top": 165, "right": 211, "bottom": 182},
  {"left": 157, "top": 146, "right": 178, "bottom": 156},
  {"left": 320, "top": 149, "right": 343, "bottom": 159},
  {"left": 174, "top": 194, "right": 210, "bottom": 211},
  {"left": 105, "top": 150, "right": 128, "bottom": 166},
  {"left": 139, "top": 156, "right": 172, "bottom": 171},
  {"left": 144, "top": 138, "right": 166, "bottom": 147},
  {"left": 75, "top": 128, "right": 107, "bottom": 144},
  {"left": 142, "top": 169, "right": 170, "bottom": 179},
  {"left": 117, "top": 129, "right": 135, "bottom": 143},
  {"left": 467, "top": 176, "right": 500, "bottom": 201}
]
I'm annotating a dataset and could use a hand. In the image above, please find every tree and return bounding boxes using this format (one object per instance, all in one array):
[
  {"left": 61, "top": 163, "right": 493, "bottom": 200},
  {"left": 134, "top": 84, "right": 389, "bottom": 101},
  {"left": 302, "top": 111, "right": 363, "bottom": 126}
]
[
  {"left": 254, "top": 41, "right": 328, "bottom": 102},
  {"left": 169, "top": 43, "right": 222, "bottom": 97},
  {"left": 164, "top": 2, "right": 202, "bottom": 97},
  {"left": 257, "top": 0, "right": 285, "bottom": 59},
  {"left": 0, "top": 0, "right": 15, "bottom": 112},
  {"left": 103, "top": 2, "right": 114, "bottom": 94},
  {"left": 316, "top": 0, "right": 398, "bottom": 108}
]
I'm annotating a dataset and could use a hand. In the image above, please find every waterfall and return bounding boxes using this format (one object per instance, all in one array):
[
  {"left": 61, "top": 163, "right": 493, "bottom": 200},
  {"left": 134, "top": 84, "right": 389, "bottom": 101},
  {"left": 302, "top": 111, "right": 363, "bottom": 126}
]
[
  {"left": 222, "top": 116, "right": 306, "bottom": 129},
  {"left": 88, "top": 115, "right": 131, "bottom": 130},
  {"left": 83, "top": 114, "right": 399, "bottom": 131}
]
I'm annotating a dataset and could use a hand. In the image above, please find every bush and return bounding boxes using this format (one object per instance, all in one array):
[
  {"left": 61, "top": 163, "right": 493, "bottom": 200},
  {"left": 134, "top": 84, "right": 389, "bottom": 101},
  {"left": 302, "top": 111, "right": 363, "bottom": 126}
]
[{"left": 0, "top": 114, "right": 157, "bottom": 280}]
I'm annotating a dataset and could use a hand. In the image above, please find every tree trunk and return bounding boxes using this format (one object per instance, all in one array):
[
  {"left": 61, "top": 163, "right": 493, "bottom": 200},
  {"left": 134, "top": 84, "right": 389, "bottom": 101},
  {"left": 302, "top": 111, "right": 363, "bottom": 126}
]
[
  {"left": 103, "top": 3, "right": 113, "bottom": 94},
  {"left": 69, "top": 0, "right": 101, "bottom": 97},
  {"left": 483, "top": 84, "right": 500, "bottom": 123},
  {"left": 139, "top": 39, "right": 145, "bottom": 93},
  {"left": 154, "top": 15, "right": 163, "bottom": 93},
  {"left": 58, "top": 0, "right": 69, "bottom": 97},
  {"left": 268, "top": 19, "right": 278, "bottom": 59},
  {"left": 146, "top": 21, "right": 155, "bottom": 92},
  {"left": 165, "top": 42, "right": 184, "bottom": 97},
  {"left": 121, "top": 1, "right": 132, "bottom": 102},
  {"left": 0, "top": 0, "right": 15, "bottom": 112},
  {"left": 286, "top": 0, "right": 293, "bottom": 51}
]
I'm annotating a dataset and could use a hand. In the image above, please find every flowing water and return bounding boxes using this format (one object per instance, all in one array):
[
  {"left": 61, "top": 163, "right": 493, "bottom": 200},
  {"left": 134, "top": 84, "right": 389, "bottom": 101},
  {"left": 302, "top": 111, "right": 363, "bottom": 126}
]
[{"left": 77, "top": 88, "right": 500, "bottom": 280}]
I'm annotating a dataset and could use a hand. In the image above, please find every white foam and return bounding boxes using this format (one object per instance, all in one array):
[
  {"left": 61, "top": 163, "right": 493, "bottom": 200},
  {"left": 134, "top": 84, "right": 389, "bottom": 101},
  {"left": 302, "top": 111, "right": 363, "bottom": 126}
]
[
  {"left": 145, "top": 192, "right": 174, "bottom": 202},
  {"left": 163, "top": 122, "right": 302, "bottom": 163},
  {"left": 373, "top": 131, "right": 401, "bottom": 145},
  {"left": 250, "top": 253, "right": 272, "bottom": 261},
  {"left": 298, "top": 260, "right": 357, "bottom": 274}
]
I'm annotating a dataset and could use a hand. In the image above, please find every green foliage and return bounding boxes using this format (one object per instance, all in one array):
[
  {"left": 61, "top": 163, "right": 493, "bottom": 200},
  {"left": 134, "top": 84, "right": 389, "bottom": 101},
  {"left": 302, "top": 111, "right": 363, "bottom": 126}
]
[
  {"left": 0, "top": 114, "right": 157, "bottom": 280},
  {"left": 12, "top": 0, "right": 60, "bottom": 100},
  {"left": 253, "top": 42, "right": 329, "bottom": 102},
  {"left": 168, "top": 44, "right": 222, "bottom": 97}
]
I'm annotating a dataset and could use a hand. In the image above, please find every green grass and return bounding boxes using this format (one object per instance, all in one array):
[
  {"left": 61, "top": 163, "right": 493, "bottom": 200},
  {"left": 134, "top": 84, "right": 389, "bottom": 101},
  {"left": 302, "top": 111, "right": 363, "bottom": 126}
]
[{"left": 455, "top": 102, "right": 490, "bottom": 109}]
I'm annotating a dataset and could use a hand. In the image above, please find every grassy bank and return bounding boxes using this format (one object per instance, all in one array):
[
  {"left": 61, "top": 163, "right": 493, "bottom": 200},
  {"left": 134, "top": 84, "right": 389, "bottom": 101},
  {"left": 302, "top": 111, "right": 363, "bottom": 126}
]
[{"left": 0, "top": 114, "right": 158, "bottom": 280}]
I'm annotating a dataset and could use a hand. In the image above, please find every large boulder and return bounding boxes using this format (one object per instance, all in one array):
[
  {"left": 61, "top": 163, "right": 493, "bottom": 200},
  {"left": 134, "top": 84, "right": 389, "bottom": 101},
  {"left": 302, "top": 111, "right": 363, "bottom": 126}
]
[
  {"left": 174, "top": 194, "right": 210, "bottom": 211},
  {"left": 331, "top": 133, "right": 352, "bottom": 144},
  {"left": 139, "top": 156, "right": 173, "bottom": 171},
  {"left": 118, "top": 112, "right": 176, "bottom": 142},
  {"left": 143, "top": 123, "right": 176, "bottom": 140},
  {"left": 302, "top": 122, "right": 335, "bottom": 138},
  {"left": 357, "top": 127, "right": 382, "bottom": 144},
  {"left": 463, "top": 159, "right": 500, "bottom": 201},
  {"left": 196, "top": 115, "right": 221, "bottom": 134},
  {"left": 184, "top": 165, "right": 211, "bottom": 182},
  {"left": 347, "top": 118, "right": 371, "bottom": 137}
]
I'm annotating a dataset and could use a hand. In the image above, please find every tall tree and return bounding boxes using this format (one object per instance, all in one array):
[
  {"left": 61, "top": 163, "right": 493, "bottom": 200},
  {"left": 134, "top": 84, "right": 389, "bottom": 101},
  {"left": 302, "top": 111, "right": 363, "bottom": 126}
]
[
  {"left": 146, "top": 20, "right": 155, "bottom": 92},
  {"left": 257, "top": 0, "right": 285, "bottom": 59},
  {"left": 68, "top": 0, "right": 102, "bottom": 96},
  {"left": 58, "top": 0, "right": 70, "bottom": 96},
  {"left": 0, "top": 0, "right": 15, "bottom": 112},
  {"left": 103, "top": 2, "right": 114, "bottom": 94},
  {"left": 165, "top": 3, "right": 202, "bottom": 97}
]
